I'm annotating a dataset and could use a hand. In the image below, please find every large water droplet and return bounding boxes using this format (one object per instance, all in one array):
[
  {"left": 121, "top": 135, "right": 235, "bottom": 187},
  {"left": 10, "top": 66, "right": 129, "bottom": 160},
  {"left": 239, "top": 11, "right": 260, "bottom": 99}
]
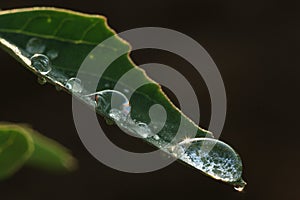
[
  {"left": 66, "top": 78, "right": 83, "bottom": 93},
  {"left": 30, "top": 54, "right": 51, "bottom": 75},
  {"left": 46, "top": 49, "right": 58, "bottom": 60},
  {"left": 171, "top": 138, "right": 243, "bottom": 183},
  {"left": 26, "top": 38, "right": 46, "bottom": 54},
  {"left": 88, "top": 90, "right": 131, "bottom": 116}
]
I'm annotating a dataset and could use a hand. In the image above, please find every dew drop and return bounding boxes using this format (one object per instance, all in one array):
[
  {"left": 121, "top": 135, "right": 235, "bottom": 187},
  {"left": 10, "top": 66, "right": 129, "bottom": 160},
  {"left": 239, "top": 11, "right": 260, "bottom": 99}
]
[
  {"left": 172, "top": 138, "right": 243, "bottom": 183},
  {"left": 109, "top": 108, "right": 127, "bottom": 122},
  {"left": 89, "top": 90, "right": 131, "bottom": 116},
  {"left": 30, "top": 54, "right": 51, "bottom": 75},
  {"left": 234, "top": 185, "right": 245, "bottom": 192},
  {"left": 153, "top": 135, "right": 160, "bottom": 140},
  {"left": 234, "top": 179, "right": 247, "bottom": 192},
  {"left": 65, "top": 78, "right": 83, "bottom": 93},
  {"left": 26, "top": 38, "right": 46, "bottom": 54},
  {"left": 132, "top": 122, "right": 152, "bottom": 138},
  {"left": 37, "top": 76, "right": 47, "bottom": 85},
  {"left": 46, "top": 49, "right": 58, "bottom": 60}
]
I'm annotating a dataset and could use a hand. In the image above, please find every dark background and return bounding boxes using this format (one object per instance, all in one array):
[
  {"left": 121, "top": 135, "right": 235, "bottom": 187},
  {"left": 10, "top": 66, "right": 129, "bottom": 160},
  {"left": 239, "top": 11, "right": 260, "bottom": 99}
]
[{"left": 0, "top": 0, "right": 299, "bottom": 199}]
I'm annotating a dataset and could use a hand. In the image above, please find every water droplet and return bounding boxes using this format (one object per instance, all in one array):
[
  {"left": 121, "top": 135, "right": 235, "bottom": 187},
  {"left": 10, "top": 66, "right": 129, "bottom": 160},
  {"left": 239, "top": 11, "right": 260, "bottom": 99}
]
[
  {"left": 172, "top": 138, "right": 243, "bottom": 183},
  {"left": 234, "top": 179, "right": 247, "bottom": 192},
  {"left": 153, "top": 135, "right": 160, "bottom": 140},
  {"left": 132, "top": 122, "right": 152, "bottom": 138},
  {"left": 105, "top": 117, "right": 114, "bottom": 125},
  {"left": 88, "top": 90, "right": 131, "bottom": 116},
  {"left": 26, "top": 38, "right": 46, "bottom": 54},
  {"left": 46, "top": 49, "right": 58, "bottom": 60},
  {"left": 30, "top": 54, "right": 51, "bottom": 75},
  {"left": 55, "top": 86, "right": 62, "bottom": 91},
  {"left": 66, "top": 78, "right": 83, "bottom": 93},
  {"left": 37, "top": 76, "right": 47, "bottom": 85},
  {"left": 109, "top": 109, "right": 127, "bottom": 122}
]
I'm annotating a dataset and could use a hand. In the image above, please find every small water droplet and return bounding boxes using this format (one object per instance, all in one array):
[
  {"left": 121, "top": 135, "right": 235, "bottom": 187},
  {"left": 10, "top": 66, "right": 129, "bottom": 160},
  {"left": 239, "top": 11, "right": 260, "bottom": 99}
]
[
  {"left": 153, "top": 135, "right": 160, "bottom": 140},
  {"left": 30, "top": 54, "right": 51, "bottom": 75},
  {"left": 105, "top": 117, "right": 114, "bottom": 125},
  {"left": 234, "top": 185, "right": 244, "bottom": 192},
  {"left": 234, "top": 179, "right": 247, "bottom": 192},
  {"left": 173, "top": 138, "right": 243, "bottom": 183},
  {"left": 55, "top": 85, "right": 62, "bottom": 91},
  {"left": 132, "top": 122, "right": 152, "bottom": 138},
  {"left": 37, "top": 76, "right": 47, "bottom": 85},
  {"left": 66, "top": 78, "right": 83, "bottom": 93},
  {"left": 46, "top": 49, "right": 58, "bottom": 60},
  {"left": 109, "top": 109, "right": 127, "bottom": 122},
  {"left": 26, "top": 38, "right": 46, "bottom": 54}
]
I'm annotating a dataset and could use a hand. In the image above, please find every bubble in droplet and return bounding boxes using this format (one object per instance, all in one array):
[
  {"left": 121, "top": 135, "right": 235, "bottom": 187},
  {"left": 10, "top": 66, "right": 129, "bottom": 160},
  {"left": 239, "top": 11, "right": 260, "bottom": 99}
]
[
  {"left": 46, "top": 49, "right": 58, "bottom": 60},
  {"left": 30, "top": 54, "right": 51, "bottom": 75},
  {"left": 89, "top": 90, "right": 131, "bottom": 116},
  {"left": 66, "top": 78, "right": 83, "bottom": 93},
  {"left": 26, "top": 38, "right": 46, "bottom": 54},
  {"left": 173, "top": 138, "right": 243, "bottom": 183},
  {"left": 37, "top": 76, "right": 47, "bottom": 85}
]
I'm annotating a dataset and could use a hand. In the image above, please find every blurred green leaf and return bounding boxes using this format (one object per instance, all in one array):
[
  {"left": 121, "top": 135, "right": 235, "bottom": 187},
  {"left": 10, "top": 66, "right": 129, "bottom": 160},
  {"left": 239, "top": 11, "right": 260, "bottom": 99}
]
[
  {"left": 0, "top": 123, "right": 77, "bottom": 180},
  {"left": 25, "top": 127, "right": 78, "bottom": 172},
  {"left": 0, "top": 124, "right": 34, "bottom": 180}
]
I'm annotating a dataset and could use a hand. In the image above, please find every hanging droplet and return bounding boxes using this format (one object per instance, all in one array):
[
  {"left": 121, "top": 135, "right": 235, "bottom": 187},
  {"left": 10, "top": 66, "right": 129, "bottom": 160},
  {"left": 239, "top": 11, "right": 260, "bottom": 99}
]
[
  {"left": 30, "top": 54, "right": 51, "bottom": 75},
  {"left": 46, "top": 49, "right": 58, "bottom": 60},
  {"left": 37, "top": 76, "right": 47, "bottom": 85},
  {"left": 65, "top": 78, "right": 83, "bottom": 93},
  {"left": 87, "top": 90, "right": 131, "bottom": 116},
  {"left": 171, "top": 138, "right": 243, "bottom": 183},
  {"left": 26, "top": 38, "right": 46, "bottom": 54},
  {"left": 233, "top": 179, "right": 247, "bottom": 192},
  {"left": 55, "top": 85, "right": 62, "bottom": 91}
]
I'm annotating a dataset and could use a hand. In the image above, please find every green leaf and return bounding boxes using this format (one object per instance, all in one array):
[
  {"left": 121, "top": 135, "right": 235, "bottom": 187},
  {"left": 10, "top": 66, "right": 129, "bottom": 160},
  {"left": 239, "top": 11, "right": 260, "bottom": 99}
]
[
  {"left": 0, "top": 7, "right": 211, "bottom": 141},
  {"left": 0, "top": 8, "right": 245, "bottom": 188},
  {"left": 0, "top": 123, "right": 77, "bottom": 179},
  {"left": 0, "top": 124, "right": 34, "bottom": 180},
  {"left": 25, "top": 127, "right": 78, "bottom": 172}
]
